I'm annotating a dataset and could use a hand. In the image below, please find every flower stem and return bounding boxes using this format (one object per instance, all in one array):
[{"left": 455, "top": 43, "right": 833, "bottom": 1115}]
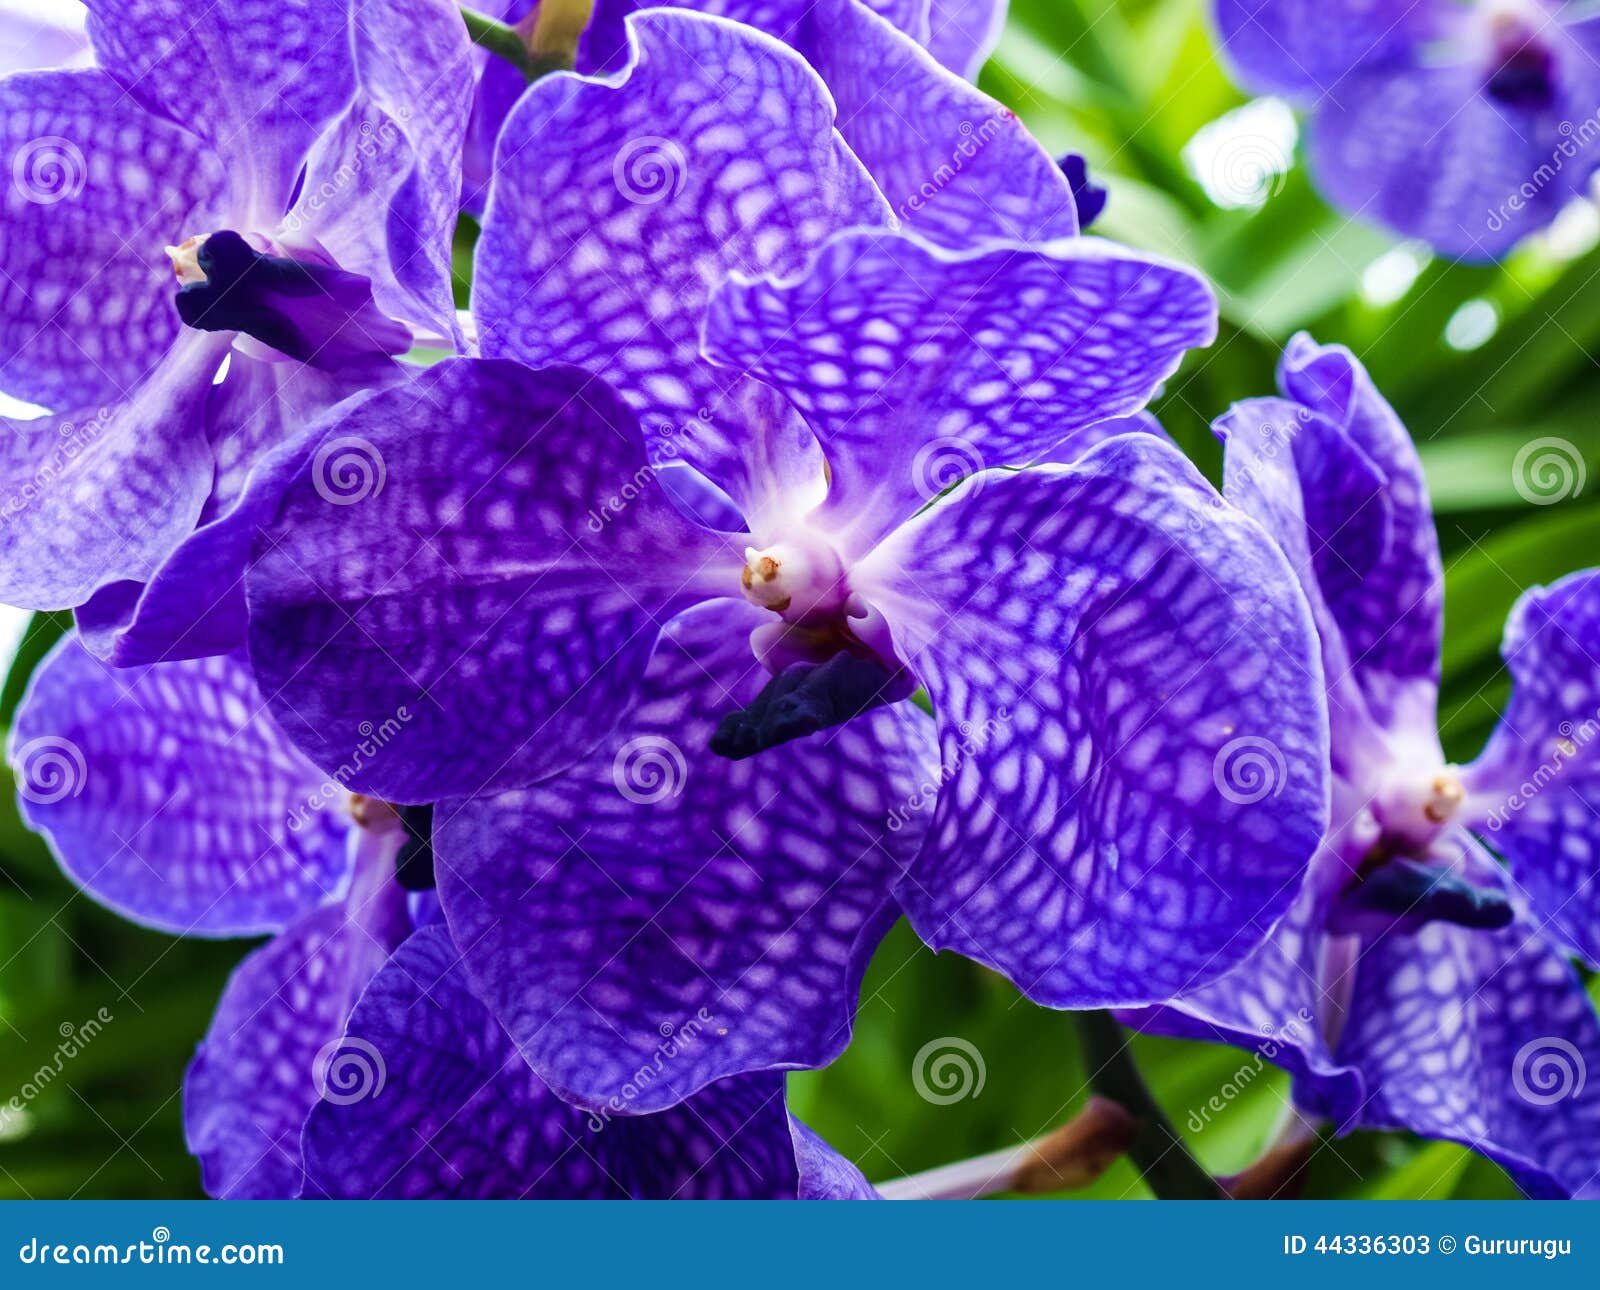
[
  {"left": 1073, "top": 1010, "right": 1223, "bottom": 1198},
  {"left": 460, "top": 5, "right": 564, "bottom": 81},
  {"left": 877, "top": 1097, "right": 1137, "bottom": 1199}
]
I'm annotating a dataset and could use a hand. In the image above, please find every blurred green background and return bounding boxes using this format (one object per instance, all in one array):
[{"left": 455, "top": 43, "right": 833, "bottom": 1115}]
[{"left": 4, "top": 0, "right": 1599, "bottom": 1198}]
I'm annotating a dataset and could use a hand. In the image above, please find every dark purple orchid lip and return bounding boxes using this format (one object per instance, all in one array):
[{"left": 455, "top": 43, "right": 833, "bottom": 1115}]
[
  {"left": 1484, "top": 17, "right": 1559, "bottom": 107},
  {"left": 1329, "top": 852, "right": 1515, "bottom": 936},
  {"left": 171, "top": 230, "right": 411, "bottom": 373},
  {"left": 709, "top": 652, "right": 910, "bottom": 759}
]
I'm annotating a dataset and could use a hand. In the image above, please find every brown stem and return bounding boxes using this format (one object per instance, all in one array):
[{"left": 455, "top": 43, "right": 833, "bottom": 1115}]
[{"left": 877, "top": 1096, "right": 1137, "bottom": 1200}]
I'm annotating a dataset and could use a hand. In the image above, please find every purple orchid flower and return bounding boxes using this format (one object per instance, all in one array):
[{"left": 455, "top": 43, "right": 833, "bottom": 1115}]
[
  {"left": 9, "top": 635, "right": 398, "bottom": 1196},
  {"left": 464, "top": 1, "right": 1030, "bottom": 224},
  {"left": 0, "top": 0, "right": 470, "bottom": 628},
  {"left": 240, "top": 12, "right": 1330, "bottom": 1113},
  {"left": 1122, "top": 333, "right": 1600, "bottom": 1198},
  {"left": 300, "top": 924, "right": 877, "bottom": 1199},
  {"left": 10, "top": 637, "right": 867, "bottom": 1200},
  {"left": 925, "top": 0, "right": 1009, "bottom": 80},
  {"left": 1214, "top": 0, "right": 1600, "bottom": 258},
  {"left": 465, "top": 1, "right": 1071, "bottom": 238},
  {"left": 578, "top": 0, "right": 1007, "bottom": 85}
]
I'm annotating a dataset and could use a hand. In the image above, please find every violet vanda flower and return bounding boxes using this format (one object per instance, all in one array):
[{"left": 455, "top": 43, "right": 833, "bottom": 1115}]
[
  {"left": 0, "top": 0, "right": 470, "bottom": 634},
  {"left": 460, "top": 0, "right": 1011, "bottom": 217},
  {"left": 1122, "top": 333, "right": 1600, "bottom": 1198},
  {"left": 9, "top": 635, "right": 405, "bottom": 1196},
  {"left": 1214, "top": 0, "right": 1600, "bottom": 258},
  {"left": 464, "top": 1, "right": 1034, "bottom": 222},
  {"left": 476, "top": 2, "right": 1076, "bottom": 240},
  {"left": 578, "top": 0, "right": 1008, "bottom": 83},
  {"left": 9, "top": 638, "right": 870, "bottom": 1199},
  {"left": 300, "top": 925, "right": 877, "bottom": 1199},
  {"left": 240, "top": 12, "right": 1331, "bottom": 1113}
]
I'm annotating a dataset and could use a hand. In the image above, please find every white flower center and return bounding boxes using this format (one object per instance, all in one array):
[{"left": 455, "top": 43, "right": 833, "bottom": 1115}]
[
  {"left": 739, "top": 534, "right": 847, "bottom": 624},
  {"left": 164, "top": 234, "right": 207, "bottom": 285},
  {"left": 1371, "top": 763, "right": 1465, "bottom": 851}
]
